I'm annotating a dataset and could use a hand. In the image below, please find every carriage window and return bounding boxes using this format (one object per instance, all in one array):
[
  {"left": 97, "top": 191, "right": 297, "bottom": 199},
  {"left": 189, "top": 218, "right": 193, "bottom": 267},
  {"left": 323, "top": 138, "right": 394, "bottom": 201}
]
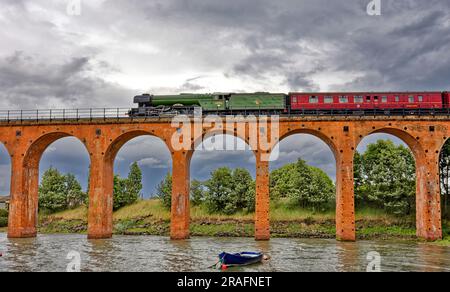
[
  {"left": 354, "top": 96, "right": 363, "bottom": 103},
  {"left": 418, "top": 95, "right": 423, "bottom": 102},
  {"left": 339, "top": 96, "right": 348, "bottom": 103},
  {"left": 292, "top": 97, "right": 298, "bottom": 103},
  {"left": 324, "top": 96, "right": 333, "bottom": 103},
  {"left": 309, "top": 96, "right": 318, "bottom": 103},
  {"left": 366, "top": 96, "right": 371, "bottom": 102},
  {"left": 409, "top": 95, "right": 414, "bottom": 103},
  {"left": 395, "top": 96, "right": 400, "bottom": 102},
  {"left": 382, "top": 96, "right": 388, "bottom": 103},
  {"left": 374, "top": 96, "right": 379, "bottom": 102}
]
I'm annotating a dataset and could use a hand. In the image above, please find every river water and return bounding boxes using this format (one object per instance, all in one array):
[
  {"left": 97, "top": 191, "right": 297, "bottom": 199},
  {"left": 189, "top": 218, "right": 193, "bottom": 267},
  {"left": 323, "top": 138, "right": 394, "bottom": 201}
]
[{"left": 0, "top": 233, "right": 449, "bottom": 272}]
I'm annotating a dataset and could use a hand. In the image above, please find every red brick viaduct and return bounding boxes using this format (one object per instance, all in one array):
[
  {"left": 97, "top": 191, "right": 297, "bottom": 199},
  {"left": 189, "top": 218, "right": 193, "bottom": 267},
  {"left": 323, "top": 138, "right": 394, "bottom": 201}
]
[{"left": 0, "top": 115, "right": 444, "bottom": 241}]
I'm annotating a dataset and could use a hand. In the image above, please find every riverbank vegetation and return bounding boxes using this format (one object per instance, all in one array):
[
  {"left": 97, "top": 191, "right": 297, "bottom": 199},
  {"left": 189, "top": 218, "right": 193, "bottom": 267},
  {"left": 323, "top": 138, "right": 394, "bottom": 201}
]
[
  {"left": 2, "top": 139, "right": 450, "bottom": 245},
  {"left": 0, "top": 209, "right": 8, "bottom": 229}
]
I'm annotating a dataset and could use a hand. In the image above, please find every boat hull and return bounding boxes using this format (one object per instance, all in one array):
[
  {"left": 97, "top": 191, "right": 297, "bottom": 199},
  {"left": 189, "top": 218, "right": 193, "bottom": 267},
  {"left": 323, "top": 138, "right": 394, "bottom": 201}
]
[{"left": 219, "top": 252, "right": 264, "bottom": 266}]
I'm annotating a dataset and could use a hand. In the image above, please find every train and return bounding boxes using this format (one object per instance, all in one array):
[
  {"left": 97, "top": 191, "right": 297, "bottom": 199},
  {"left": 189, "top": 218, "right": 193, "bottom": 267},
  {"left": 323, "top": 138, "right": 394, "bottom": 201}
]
[{"left": 129, "top": 91, "right": 450, "bottom": 116}]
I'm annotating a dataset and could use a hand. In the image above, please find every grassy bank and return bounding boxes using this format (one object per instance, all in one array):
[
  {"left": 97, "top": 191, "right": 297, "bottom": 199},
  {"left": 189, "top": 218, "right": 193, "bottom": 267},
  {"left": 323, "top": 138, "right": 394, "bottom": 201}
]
[{"left": 32, "top": 199, "right": 450, "bottom": 243}]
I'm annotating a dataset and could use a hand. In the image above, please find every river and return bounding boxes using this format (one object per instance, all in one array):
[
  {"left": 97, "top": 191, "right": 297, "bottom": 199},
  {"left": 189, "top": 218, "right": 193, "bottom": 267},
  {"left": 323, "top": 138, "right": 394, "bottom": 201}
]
[{"left": 0, "top": 233, "right": 449, "bottom": 272}]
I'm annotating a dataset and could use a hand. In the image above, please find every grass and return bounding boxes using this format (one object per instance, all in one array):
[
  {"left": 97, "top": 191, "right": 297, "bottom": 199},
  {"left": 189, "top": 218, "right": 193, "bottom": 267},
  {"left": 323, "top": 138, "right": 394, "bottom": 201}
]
[
  {"left": 1, "top": 199, "right": 444, "bottom": 245},
  {"left": 114, "top": 200, "right": 170, "bottom": 221}
]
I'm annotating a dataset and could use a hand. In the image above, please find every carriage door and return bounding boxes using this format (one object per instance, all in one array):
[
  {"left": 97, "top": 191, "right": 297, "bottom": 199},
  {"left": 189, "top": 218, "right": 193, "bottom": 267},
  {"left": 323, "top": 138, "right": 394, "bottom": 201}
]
[
  {"left": 365, "top": 95, "right": 372, "bottom": 109},
  {"left": 373, "top": 95, "right": 379, "bottom": 109}
]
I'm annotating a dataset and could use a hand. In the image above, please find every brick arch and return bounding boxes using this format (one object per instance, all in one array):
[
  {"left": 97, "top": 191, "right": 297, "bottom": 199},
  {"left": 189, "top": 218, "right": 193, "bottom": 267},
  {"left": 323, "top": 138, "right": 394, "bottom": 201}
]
[
  {"left": 188, "top": 130, "right": 256, "bottom": 164},
  {"left": 437, "top": 135, "right": 450, "bottom": 156},
  {"left": 268, "top": 128, "right": 353, "bottom": 240},
  {"left": 23, "top": 132, "right": 91, "bottom": 168},
  {"left": 88, "top": 129, "right": 173, "bottom": 239},
  {"left": 273, "top": 128, "right": 340, "bottom": 160},
  {"left": 354, "top": 126, "right": 443, "bottom": 240},
  {"left": 356, "top": 127, "right": 424, "bottom": 159},
  {"left": 104, "top": 130, "right": 172, "bottom": 165},
  {"left": 0, "top": 139, "right": 13, "bottom": 158},
  {"left": 180, "top": 130, "right": 260, "bottom": 240},
  {"left": 9, "top": 132, "right": 91, "bottom": 238}
]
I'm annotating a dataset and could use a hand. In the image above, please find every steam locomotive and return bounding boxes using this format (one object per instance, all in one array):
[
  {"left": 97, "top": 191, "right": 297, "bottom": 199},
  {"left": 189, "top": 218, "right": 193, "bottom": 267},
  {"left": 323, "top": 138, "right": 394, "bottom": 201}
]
[{"left": 129, "top": 92, "right": 450, "bottom": 116}]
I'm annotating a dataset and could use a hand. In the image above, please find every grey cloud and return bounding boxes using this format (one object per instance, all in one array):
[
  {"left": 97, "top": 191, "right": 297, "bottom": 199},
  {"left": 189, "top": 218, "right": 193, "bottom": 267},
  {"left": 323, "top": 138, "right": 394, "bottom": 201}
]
[
  {"left": 0, "top": 52, "right": 134, "bottom": 109},
  {"left": 0, "top": 0, "right": 448, "bottom": 195}
]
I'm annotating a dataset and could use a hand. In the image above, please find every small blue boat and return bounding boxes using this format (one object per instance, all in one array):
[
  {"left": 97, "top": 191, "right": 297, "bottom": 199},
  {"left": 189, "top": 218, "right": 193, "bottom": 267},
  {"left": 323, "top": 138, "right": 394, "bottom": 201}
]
[{"left": 218, "top": 252, "right": 264, "bottom": 267}]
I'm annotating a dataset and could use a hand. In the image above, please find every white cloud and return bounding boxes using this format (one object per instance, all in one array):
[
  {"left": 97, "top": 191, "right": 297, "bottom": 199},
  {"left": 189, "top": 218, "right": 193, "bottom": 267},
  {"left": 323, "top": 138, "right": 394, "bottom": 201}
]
[{"left": 137, "top": 157, "right": 168, "bottom": 169}]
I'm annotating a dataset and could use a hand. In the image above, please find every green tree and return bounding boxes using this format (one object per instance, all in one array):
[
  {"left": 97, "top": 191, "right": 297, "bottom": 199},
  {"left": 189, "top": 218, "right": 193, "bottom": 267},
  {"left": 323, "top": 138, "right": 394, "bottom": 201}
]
[
  {"left": 157, "top": 173, "right": 173, "bottom": 210},
  {"left": 232, "top": 168, "right": 255, "bottom": 213},
  {"left": 65, "top": 173, "right": 86, "bottom": 209},
  {"left": 39, "top": 168, "right": 67, "bottom": 212},
  {"left": 113, "top": 162, "right": 143, "bottom": 210},
  {"left": 204, "top": 167, "right": 255, "bottom": 215},
  {"left": 113, "top": 175, "right": 128, "bottom": 210},
  {"left": 270, "top": 159, "right": 335, "bottom": 211},
  {"left": 356, "top": 140, "right": 415, "bottom": 215},
  {"left": 204, "top": 168, "right": 234, "bottom": 214},
  {"left": 353, "top": 151, "right": 364, "bottom": 203},
  {"left": 39, "top": 168, "right": 86, "bottom": 213},
  {"left": 440, "top": 140, "right": 450, "bottom": 219},
  {"left": 127, "top": 162, "right": 143, "bottom": 201},
  {"left": 190, "top": 180, "right": 205, "bottom": 207}
]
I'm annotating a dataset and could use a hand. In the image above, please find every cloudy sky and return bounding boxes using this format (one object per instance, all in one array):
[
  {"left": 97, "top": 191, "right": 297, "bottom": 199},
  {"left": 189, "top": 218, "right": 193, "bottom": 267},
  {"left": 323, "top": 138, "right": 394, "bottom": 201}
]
[{"left": 0, "top": 0, "right": 449, "bottom": 196}]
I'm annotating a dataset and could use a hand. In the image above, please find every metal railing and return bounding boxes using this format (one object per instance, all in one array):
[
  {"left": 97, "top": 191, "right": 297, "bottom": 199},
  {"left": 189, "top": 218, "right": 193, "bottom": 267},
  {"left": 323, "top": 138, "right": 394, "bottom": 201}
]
[
  {"left": 0, "top": 108, "right": 132, "bottom": 123},
  {"left": 0, "top": 106, "right": 450, "bottom": 123}
]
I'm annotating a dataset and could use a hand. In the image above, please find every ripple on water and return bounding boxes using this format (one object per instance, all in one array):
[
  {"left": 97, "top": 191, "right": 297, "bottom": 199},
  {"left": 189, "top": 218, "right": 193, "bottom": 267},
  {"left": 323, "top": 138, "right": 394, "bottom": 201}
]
[{"left": 0, "top": 233, "right": 449, "bottom": 272}]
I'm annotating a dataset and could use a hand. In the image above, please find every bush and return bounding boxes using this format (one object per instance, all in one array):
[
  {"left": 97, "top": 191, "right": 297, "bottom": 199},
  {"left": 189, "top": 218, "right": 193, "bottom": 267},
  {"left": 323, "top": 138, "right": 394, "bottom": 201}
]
[
  {"left": 354, "top": 140, "right": 416, "bottom": 215},
  {"left": 39, "top": 168, "right": 87, "bottom": 213},
  {"left": 204, "top": 167, "right": 255, "bottom": 215},
  {"left": 0, "top": 209, "right": 8, "bottom": 218},
  {"left": 0, "top": 217, "right": 8, "bottom": 227},
  {"left": 156, "top": 173, "right": 173, "bottom": 210},
  {"left": 113, "top": 162, "right": 143, "bottom": 210},
  {"left": 270, "top": 159, "right": 335, "bottom": 211}
]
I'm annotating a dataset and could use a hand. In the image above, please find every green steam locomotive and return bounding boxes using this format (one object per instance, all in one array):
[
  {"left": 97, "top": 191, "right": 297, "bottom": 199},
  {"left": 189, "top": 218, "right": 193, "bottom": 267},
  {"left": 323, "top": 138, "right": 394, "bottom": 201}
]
[{"left": 130, "top": 92, "right": 287, "bottom": 116}]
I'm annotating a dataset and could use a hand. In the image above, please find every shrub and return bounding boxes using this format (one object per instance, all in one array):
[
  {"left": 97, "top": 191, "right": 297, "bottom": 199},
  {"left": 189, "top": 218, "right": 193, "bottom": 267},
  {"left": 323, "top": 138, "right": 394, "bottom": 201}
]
[
  {"left": 0, "top": 217, "right": 8, "bottom": 227},
  {"left": 0, "top": 209, "right": 8, "bottom": 218}
]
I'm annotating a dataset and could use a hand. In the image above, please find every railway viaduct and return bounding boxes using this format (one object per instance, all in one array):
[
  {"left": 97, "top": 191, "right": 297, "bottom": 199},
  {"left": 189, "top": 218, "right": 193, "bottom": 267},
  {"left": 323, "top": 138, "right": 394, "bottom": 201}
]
[{"left": 0, "top": 115, "right": 445, "bottom": 241}]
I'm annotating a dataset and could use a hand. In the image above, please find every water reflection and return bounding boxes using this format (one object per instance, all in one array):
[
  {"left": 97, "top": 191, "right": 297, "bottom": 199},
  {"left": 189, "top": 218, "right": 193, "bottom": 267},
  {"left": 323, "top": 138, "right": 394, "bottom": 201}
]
[
  {"left": 416, "top": 244, "right": 450, "bottom": 272},
  {"left": 164, "top": 238, "right": 197, "bottom": 272},
  {"left": 0, "top": 233, "right": 449, "bottom": 272},
  {"left": 336, "top": 241, "right": 360, "bottom": 272},
  {"left": 85, "top": 239, "right": 118, "bottom": 272},
  {"left": 5, "top": 238, "right": 39, "bottom": 272}
]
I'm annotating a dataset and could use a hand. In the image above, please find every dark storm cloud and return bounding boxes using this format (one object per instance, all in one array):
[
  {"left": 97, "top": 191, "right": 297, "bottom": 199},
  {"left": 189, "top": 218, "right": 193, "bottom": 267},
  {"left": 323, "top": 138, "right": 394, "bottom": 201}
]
[
  {"left": 0, "top": 51, "right": 133, "bottom": 108},
  {"left": 118, "top": 0, "right": 450, "bottom": 91},
  {"left": 0, "top": 0, "right": 447, "bottom": 195}
]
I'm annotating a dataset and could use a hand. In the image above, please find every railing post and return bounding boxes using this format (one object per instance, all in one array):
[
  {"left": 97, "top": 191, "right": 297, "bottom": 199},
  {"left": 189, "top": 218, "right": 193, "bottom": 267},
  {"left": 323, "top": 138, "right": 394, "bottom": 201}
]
[
  {"left": 7, "top": 110, "right": 10, "bottom": 123},
  {"left": 90, "top": 108, "right": 92, "bottom": 121},
  {"left": 63, "top": 109, "right": 66, "bottom": 121},
  {"left": 76, "top": 109, "right": 79, "bottom": 121},
  {"left": 49, "top": 109, "right": 52, "bottom": 122},
  {"left": 20, "top": 110, "right": 23, "bottom": 123}
]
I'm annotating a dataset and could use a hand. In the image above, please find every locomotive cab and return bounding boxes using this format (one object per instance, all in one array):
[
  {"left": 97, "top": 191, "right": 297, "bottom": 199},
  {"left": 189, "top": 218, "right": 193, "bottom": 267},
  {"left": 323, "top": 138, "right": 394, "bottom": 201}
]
[{"left": 134, "top": 94, "right": 153, "bottom": 107}]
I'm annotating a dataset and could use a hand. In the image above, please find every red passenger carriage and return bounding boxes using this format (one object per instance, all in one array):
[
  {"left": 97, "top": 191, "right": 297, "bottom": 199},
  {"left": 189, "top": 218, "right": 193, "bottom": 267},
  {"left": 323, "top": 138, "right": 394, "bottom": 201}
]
[{"left": 289, "top": 92, "right": 447, "bottom": 113}]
